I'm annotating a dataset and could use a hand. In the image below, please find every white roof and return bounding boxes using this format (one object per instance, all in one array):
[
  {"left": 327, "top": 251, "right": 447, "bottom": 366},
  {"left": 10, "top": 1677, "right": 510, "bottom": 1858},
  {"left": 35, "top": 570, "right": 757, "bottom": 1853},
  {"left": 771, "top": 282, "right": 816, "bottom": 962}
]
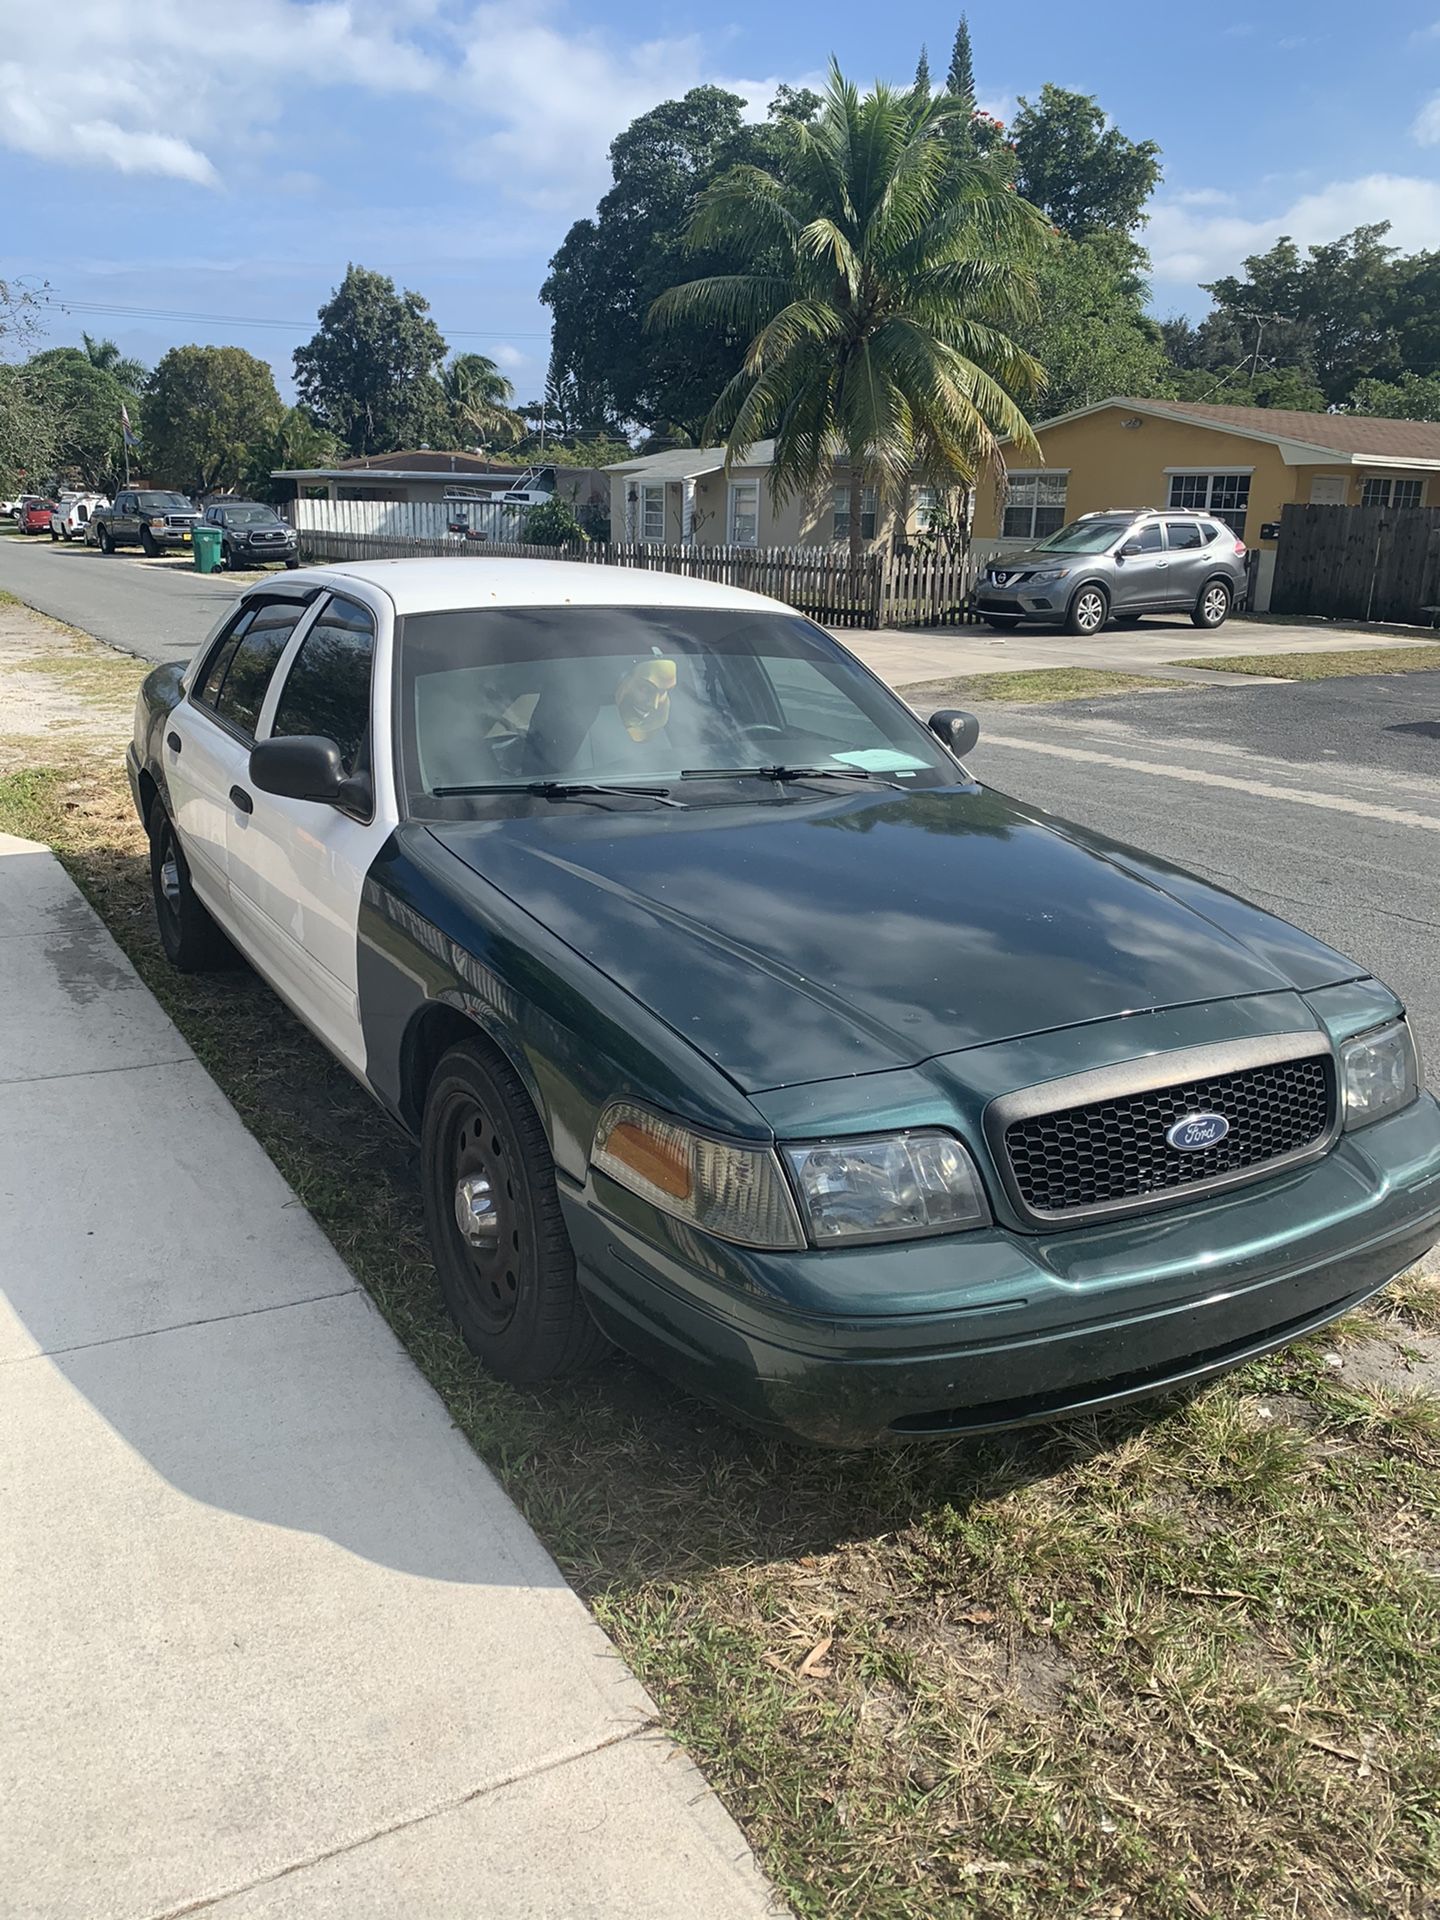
[
  {"left": 291, "top": 556, "right": 791, "bottom": 617},
  {"left": 606, "top": 441, "right": 777, "bottom": 479}
]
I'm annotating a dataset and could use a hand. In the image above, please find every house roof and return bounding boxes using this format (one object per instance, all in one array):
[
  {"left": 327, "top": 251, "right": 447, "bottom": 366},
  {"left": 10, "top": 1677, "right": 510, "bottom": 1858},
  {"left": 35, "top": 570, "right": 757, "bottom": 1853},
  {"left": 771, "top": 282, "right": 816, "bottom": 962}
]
[
  {"left": 325, "top": 449, "right": 525, "bottom": 474},
  {"left": 605, "top": 443, "right": 775, "bottom": 479},
  {"left": 1029, "top": 397, "right": 1440, "bottom": 469}
]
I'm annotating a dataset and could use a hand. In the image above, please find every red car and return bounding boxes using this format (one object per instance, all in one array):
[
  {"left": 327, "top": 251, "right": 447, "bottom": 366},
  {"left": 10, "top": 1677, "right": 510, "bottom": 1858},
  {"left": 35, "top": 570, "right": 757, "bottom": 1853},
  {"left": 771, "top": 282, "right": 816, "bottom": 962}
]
[{"left": 16, "top": 497, "right": 56, "bottom": 535}]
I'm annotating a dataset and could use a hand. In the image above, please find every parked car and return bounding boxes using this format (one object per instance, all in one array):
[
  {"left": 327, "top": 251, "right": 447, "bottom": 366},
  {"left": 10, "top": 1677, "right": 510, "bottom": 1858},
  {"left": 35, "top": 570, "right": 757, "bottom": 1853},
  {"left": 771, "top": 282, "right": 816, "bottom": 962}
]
[
  {"left": 50, "top": 490, "right": 109, "bottom": 542},
  {"left": 94, "top": 489, "right": 201, "bottom": 555},
  {"left": 16, "top": 496, "right": 57, "bottom": 535},
  {"left": 975, "top": 507, "right": 1249, "bottom": 635},
  {"left": 201, "top": 500, "right": 299, "bottom": 570},
  {"left": 126, "top": 560, "right": 1440, "bottom": 1446}
]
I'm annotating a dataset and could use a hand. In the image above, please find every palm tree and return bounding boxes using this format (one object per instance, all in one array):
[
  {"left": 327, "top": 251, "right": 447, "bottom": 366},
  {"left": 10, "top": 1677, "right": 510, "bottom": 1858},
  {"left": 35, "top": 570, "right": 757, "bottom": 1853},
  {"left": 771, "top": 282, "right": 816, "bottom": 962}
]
[
  {"left": 443, "top": 353, "right": 523, "bottom": 450},
  {"left": 650, "top": 67, "right": 1050, "bottom": 565},
  {"left": 82, "top": 332, "right": 148, "bottom": 392}
]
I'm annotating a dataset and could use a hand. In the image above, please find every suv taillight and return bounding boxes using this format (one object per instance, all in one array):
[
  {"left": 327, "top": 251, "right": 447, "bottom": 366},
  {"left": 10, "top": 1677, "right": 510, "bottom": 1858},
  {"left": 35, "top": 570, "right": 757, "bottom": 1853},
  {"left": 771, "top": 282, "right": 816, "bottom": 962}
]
[{"left": 1233, "top": 538, "right": 1246, "bottom": 554}]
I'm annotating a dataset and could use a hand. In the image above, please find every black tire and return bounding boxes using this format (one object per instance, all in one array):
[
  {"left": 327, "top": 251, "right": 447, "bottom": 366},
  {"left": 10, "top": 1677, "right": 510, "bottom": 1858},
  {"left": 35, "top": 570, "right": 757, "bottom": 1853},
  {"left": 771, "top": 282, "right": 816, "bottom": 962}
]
[
  {"left": 1192, "top": 578, "right": 1232, "bottom": 630},
  {"left": 224, "top": 545, "right": 241, "bottom": 571},
  {"left": 147, "top": 798, "right": 231, "bottom": 972},
  {"left": 98, "top": 526, "right": 114, "bottom": 554},
  {"left": 49, "top": 527, "right": 59, "bottom": 542},
  {"left": 982, "top": 615, "right": 1020, "bottom": 631},
  {"left": 421, "top": 1041, "right": 608, "bottom": 1382},
  {"left": 284, "top": 555, "right": 301, "bottom": 570},
  {"left": 140, "top": 527, "right": 159, "bottom": 557},
  {"left": 1064, "top": 582, "right": 1110, "bottom": 636}
]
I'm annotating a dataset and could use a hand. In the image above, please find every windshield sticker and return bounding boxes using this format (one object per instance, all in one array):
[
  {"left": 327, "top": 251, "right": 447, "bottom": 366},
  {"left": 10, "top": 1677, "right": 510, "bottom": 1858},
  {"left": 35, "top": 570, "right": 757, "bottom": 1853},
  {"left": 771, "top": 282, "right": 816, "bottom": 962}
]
[{"left": 832, "top": 749, "right": 929, "bottom": 774}]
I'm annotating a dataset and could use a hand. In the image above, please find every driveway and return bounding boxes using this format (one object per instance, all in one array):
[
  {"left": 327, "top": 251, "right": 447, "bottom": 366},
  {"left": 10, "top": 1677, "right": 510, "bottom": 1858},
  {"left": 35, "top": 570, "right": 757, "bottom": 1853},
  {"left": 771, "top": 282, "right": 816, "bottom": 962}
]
[{"left": 961, "top": 671, "right": 1440, "bottom": 1077}]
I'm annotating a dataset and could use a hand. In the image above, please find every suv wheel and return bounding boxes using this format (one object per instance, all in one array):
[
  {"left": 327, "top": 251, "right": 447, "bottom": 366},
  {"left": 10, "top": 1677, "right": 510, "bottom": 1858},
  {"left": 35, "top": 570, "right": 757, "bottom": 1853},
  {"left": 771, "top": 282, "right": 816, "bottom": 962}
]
[
  {"left": 1065, "top": 583, "right": 1109, "bottom": 636},
  {"left": 1193, "top": 579, "right": 1232, "bottom": 629}
]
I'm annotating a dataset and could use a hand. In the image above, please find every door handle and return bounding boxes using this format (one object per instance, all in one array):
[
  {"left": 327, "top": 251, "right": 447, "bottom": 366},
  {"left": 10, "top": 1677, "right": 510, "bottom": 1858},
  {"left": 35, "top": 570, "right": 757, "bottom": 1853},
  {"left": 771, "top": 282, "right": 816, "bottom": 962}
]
[
  {"left": 166, "top": 731, "right": 181, "bottom": 754},
  {"left": 229, "top": 785, "right": 254, "bottom": 815}
]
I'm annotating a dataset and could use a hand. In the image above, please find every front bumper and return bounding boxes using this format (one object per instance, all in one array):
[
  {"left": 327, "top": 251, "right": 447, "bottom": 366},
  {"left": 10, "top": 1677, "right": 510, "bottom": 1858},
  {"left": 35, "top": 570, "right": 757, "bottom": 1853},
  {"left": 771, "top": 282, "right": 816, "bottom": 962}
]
[
  {"left": 562, "top": 1095, "right": 1440, "bottom": 1446},
  {"left": 975, "top": 583, "right": 1067, "bottom": 620}
]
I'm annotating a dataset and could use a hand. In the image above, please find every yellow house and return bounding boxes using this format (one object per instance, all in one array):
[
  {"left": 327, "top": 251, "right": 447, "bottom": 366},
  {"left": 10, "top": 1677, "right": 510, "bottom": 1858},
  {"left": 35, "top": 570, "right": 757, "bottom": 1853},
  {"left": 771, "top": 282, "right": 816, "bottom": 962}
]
[{"left": 974, "top": 397, "right": 1440, "bottom": 609}]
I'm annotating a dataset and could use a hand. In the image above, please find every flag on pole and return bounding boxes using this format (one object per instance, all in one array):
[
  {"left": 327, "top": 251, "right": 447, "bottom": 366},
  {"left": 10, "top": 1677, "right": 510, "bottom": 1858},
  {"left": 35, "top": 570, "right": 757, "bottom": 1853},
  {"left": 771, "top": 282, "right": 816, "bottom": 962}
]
[{"left": 121, "top": 404, "right": 139, "bottom": 449}]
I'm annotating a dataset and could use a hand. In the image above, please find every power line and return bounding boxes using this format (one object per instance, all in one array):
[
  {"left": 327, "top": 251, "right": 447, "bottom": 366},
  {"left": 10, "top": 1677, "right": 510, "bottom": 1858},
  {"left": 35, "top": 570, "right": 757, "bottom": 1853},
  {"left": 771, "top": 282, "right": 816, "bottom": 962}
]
[{"left": 39, "top": 294, "right": 549, "bottom": 343}]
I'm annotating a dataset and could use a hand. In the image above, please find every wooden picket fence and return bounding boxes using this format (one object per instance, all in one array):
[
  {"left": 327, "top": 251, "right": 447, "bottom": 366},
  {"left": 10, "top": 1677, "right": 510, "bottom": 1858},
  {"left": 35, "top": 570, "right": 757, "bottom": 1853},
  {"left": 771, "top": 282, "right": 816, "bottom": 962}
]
[
  {"left": 294, "top": 528, "right": 1002, "bottom": 631},
  {"left": 1271, "top": 502, "right": 1440, "bottom": 625}
]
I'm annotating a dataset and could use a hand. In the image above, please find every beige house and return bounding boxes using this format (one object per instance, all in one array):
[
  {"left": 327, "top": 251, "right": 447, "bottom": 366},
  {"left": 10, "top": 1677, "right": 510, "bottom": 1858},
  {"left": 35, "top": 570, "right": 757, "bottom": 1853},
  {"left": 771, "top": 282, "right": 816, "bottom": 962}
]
[{"left": 606, "top": 442, "right": 943, "bottom": 550}]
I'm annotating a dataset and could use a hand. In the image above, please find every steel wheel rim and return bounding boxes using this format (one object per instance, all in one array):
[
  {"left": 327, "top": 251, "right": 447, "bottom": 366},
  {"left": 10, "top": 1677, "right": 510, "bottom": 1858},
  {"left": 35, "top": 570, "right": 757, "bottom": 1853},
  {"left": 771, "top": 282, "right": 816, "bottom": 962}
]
[
  {"left": 446, "top": 1098, "right": 521, "bottom": 1333},
  {"left": 1076, "top": 591, "right": 1105, "bottom": 633},
  {"left": 1204, "top": 586, "right": 1228, "bottom": 623}
]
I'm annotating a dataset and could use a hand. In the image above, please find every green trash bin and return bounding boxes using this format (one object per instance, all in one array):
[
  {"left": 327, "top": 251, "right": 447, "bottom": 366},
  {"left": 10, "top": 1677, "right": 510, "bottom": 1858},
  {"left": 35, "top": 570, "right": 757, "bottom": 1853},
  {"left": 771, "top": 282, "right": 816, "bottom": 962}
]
[{"left": 192, "top": 526, "right": 223, "bottom": 574}]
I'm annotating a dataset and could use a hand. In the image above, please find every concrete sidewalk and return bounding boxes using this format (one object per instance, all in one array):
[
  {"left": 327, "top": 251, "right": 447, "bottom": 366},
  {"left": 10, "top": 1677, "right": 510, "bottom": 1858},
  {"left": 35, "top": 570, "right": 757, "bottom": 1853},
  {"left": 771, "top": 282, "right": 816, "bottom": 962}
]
[{"left": 0, "top": 833, "right": 780, "bottom": 1919}]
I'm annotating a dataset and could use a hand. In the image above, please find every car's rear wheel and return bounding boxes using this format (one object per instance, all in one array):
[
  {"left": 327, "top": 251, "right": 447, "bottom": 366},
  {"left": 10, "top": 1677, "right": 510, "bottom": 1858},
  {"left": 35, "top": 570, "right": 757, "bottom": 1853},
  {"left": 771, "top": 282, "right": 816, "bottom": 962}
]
[
  {"left": 147, "top": 798, "right": 231, "bottom": 972},
  {"left": 421, "top": 1041, "right": 607, "bottom": 1382},
  {"left": 1065, "top": 583, "right": 1110, "bottom": 636},
  {"left": 49, "top": 526, "right": 59, "bottom": 542},
  {"left": 982, "top": 615, "right": 1020, "bottom": 631},
  {"left": 140, "top": 528, "right": 159, "bottom": 558},
  {"left": 1193, "top": 579, "right": 1232, "bottom": 629}
]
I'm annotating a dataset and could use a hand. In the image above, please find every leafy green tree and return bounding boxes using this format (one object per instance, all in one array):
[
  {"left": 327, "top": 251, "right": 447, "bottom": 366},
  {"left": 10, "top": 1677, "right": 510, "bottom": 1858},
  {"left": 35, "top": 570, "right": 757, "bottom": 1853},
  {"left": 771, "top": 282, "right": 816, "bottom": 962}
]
[
  {"left": 1019, "top": 237, "right": 1174, "bottom": 416},
  {"left": 81, "top": 333, "right": 148, "bottom": 393},
  {"left": 444, "top": 353, "right": 523, "bottom": 448},
  {"left": 142, "top": 345, "right": 284, "bottom": 494},
  {"left": 240, "top": 406, "right": 342, "bottom": 502},
  {"left": 1348, "top": 371, "right": 1440, "bottom": 420},
  {"left": 522, "top": 495, "right": 586, "bottom": 546},
  {"left": 0, "top": 279, "right": 57, "bottom": 492},
  {"left": 1012, "top": 84, "right": 1161, "bottom": 238},
  {"left": 913, "top": 46, "right": 931, "bottom": 97},
  {"left": 946, "top": 14, "right": 975, "bottom": 106},
  {"left": 768, "top": 84, "right": 823, "bottom": 125},
  {"left": 24, "top": 348, "right": 130, "bottom": 488},
  {"left": 294, "top": 265, "right": 449, "bottom": 455},
  {"left": 651, "top": 67, "right": 1047, "bottom": 563}
]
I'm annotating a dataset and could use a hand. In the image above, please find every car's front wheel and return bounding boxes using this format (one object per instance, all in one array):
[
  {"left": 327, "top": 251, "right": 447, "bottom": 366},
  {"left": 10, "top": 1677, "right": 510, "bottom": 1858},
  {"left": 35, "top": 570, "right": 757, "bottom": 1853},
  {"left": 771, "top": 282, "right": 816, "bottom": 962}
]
[
  {"left": 147, "top": 799, "right": 231, "bottom": 972},
  {"left": 1193, "top": 579, "right": 1233, "bottom": 629},
  {"left": 1065, "top": 583, "right": 1110, "bottom": 636},
  {"left": 421, "top": 1040, "right": 607, "bottom": 1382},
  {"left": 140, "top": 528, "right": 159, "bottom": 557}
]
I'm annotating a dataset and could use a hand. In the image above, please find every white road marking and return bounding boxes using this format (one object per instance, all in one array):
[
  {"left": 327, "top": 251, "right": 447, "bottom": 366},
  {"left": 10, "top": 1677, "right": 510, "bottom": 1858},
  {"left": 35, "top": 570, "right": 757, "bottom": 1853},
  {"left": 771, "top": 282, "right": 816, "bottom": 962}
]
[{"left": 981, "top": 733, "right": 1440, "bottom": 835}]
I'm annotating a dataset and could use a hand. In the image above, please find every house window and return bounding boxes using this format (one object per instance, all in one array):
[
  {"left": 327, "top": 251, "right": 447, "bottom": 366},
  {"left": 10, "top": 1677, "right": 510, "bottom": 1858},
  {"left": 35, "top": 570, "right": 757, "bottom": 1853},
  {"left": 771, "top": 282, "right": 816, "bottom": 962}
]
[
  {"left": 1362, "top": 476, "right": 1425, "bottom": 509},
  {"left": 912, "top": 484, "right": 940, "bottom": 531},
  {"left": 833, "top": 483, "right": 877, "bottom": 542},
  {"left": 728, "top": 480, "right": 760, "bottom": 547},
  {"left": 1001, "top": 471, "right": 1067, "bottom": 540},
  {"left": 640, "top": 484, "right": 666, "bottom": 543},
  {"left": 1168, "top": 473, "right": 1251, "bottom": 537}
]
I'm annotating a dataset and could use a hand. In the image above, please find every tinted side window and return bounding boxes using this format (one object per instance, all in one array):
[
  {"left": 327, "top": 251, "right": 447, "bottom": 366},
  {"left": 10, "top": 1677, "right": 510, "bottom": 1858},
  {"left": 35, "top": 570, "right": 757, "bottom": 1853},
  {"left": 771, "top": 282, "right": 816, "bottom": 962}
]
[
  {"left": 270, "top": 596, "right": 375, "bottom": 777},
  {"left": 1165, "top": 520, "right": 1205, "bottom": 550},
  {"left": 208, "top": 603, "right": 307, "bottom": 739},
  {"left": 1131, "top": 523, "right": 1163, "bottom": 553},
  {"left": 194, "top": 607, "right": 258, "bottom": 706}
]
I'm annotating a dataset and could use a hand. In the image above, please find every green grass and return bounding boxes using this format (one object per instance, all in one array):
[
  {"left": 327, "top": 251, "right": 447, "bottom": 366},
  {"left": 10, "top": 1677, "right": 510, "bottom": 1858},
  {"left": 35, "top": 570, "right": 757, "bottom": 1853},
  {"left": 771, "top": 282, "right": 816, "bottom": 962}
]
[
  {"left": 1180, "top": 646, "right": 1440, "bottom": 679},
  {"left": 2, "top": 645, "right": 1439, "bottom": 1919},
  {"left": 905, "top": 667, "right": 1183, "bottom": 706}
]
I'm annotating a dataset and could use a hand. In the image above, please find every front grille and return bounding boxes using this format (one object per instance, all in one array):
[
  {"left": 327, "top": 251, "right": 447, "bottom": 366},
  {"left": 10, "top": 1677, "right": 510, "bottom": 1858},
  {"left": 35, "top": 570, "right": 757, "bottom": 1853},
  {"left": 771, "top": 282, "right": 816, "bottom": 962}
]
[{"left": 1004, "top": 1056, "right": 1334, "bottom": 1220}]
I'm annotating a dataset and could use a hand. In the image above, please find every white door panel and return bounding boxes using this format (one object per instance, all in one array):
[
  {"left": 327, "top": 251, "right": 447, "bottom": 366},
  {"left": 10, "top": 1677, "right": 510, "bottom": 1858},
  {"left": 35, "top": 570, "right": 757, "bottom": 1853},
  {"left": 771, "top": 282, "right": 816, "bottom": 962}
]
[{"left": 164, "top": 707, "right": 247, "bottom": 903}]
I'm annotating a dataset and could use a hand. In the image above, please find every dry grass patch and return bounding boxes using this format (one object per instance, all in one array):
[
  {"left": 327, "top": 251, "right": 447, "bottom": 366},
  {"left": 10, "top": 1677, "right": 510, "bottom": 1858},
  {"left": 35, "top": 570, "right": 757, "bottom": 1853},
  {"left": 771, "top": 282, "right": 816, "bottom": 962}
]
[
  {"left": 1, "top": 610, "right": 1438, "bottom": 1920},
  {"left": 903, "top": 667, "right": 1185, "bottom": 707},
  {"left": 1181, "top": 646, "right": 1440, "bottom": 680}
]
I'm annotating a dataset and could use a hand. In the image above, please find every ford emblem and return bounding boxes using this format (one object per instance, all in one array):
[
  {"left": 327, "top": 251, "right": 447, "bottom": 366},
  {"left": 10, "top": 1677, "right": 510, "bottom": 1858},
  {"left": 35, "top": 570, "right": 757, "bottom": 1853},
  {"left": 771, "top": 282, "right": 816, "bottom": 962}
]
[{"left": 1166, "top": 1112, "right": 1230, "bottom": 1152}]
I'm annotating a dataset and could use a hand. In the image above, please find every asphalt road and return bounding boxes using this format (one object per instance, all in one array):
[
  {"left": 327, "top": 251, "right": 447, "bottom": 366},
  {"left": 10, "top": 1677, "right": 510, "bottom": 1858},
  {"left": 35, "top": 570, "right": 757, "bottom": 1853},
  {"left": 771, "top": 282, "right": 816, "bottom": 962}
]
[
  {"left": 0, "top": 531, "right": 239, "bottom": 663},
  {"left": 968, "top": 674, "right": 1440, "bottom": 1078},
  {"left": 4, "top": 528, "right": 1436, "bottom": 1075}
]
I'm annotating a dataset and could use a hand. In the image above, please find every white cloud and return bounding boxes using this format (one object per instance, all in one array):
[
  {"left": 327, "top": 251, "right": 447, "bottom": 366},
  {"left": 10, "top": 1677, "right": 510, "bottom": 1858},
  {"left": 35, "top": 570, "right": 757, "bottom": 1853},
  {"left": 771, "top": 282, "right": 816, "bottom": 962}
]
[
  {"left": 1148, "top": 172, "right": 1440, "bottom": 285},
  {"left": 490, "top": 343, "right": 527, "bottom": 371},
  {"left": 1169, "top": 187, "right": 1238, "bottom": 209},
  {"left": 1414, "top": 91, "right": 1440, "bottom": 145}
]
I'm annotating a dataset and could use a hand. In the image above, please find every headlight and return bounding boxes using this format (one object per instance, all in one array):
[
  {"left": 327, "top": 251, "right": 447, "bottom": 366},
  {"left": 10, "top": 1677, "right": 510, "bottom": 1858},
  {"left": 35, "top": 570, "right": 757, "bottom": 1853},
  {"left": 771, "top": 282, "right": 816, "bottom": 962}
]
[
  {"left": 149, "top": 516, "right": 167, "bottom": 528},
  {"left": 1340, "top": 1019, "right": 1420, "bottom": 1128},
  {"left": 782, "top": 1131, "right": 990, "bottom": 1244},
  {"left": 592, "top": 1102, "right": 804, "bottom": 1249},
  {"left": 1029, "top": 568, "right": 1070, "bottom": 583}
]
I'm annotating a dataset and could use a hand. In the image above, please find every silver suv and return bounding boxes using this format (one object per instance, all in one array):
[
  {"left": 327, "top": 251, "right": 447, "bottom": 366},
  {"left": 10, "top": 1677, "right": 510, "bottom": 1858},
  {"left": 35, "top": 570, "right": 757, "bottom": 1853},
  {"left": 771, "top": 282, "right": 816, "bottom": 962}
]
[{"left": 974, "top": 508, "right": 1249, "bottom": 636}]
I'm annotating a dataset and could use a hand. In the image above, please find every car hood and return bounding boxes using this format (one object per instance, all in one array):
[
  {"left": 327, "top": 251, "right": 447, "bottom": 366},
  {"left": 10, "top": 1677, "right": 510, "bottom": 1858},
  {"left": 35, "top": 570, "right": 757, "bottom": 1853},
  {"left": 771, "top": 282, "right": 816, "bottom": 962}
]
[
  {"left": 426, "top": 785, "right": 1359, "bottom": 1093},
  {"left": 984, "top": 546, "right": 1092, "bottom": 574}
]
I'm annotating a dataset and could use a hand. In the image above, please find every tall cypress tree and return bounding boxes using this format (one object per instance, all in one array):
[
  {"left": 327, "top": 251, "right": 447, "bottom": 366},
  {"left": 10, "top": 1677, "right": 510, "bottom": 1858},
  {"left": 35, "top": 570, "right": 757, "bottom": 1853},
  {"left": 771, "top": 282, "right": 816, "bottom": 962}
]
[
  {"left": 947, "top": 14, "right": 975, "bottom": 107},
  {"left": 913, "top": 45, "right": 931, "bottom": 96}
]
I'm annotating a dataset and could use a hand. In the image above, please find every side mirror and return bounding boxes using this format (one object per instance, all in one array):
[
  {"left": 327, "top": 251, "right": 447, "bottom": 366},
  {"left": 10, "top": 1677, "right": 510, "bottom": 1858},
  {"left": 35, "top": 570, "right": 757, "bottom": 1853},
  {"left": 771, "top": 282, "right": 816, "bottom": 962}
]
[
  {"left": 928, "top": 709, "right": 980, "bottom": 759},
  {"left": 249, "top": 735, "right": 345, "bottom": 804},
  {"left": 1118, "top": 539, "right": 1143, "bottom": 557}
]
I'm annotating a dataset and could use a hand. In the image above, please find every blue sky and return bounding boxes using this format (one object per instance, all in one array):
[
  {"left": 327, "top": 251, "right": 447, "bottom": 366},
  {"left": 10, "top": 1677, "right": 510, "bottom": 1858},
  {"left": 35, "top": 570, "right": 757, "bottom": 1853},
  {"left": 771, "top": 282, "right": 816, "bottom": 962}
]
[{"left": 8, "top": 1, "right": 1440, "bottom": 406}]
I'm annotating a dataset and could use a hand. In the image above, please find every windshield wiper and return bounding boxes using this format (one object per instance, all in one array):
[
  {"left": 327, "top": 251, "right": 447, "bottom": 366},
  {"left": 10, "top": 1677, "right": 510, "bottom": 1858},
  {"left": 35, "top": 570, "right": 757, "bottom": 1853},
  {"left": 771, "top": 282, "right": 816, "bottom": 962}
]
[
  {"left": 432, "top": 780, "right": 684, "bottom": 808},
  {"left": 678, "top": 764, "right": 906, "bottom": 792}
]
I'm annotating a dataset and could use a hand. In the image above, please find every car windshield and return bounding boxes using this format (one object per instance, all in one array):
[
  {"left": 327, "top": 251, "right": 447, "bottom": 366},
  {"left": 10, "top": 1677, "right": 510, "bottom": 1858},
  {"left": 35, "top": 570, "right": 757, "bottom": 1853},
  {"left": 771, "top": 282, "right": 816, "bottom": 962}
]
[
  {"left": 224, "top": 505, "right": 279, "bottom": 525},
  {"left": 396, "top": 606, "right": 957, "bottom": 817},
  {"left": 137, "top": 491, "right": 192, "bottom": 512},
  {"left": 1033, "top": 518, "right": 1133, "bottom": 554}
]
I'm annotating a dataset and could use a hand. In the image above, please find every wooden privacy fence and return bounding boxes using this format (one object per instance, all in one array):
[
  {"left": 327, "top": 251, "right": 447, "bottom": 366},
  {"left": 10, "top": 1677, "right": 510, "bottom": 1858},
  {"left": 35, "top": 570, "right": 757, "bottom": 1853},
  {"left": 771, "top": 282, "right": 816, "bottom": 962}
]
[
  {"left": 1271, "top": 502, "right": 1440, "bottom": 625},
  {"left": 294, "top": 527, "right": 1001, "bottom": 631}
]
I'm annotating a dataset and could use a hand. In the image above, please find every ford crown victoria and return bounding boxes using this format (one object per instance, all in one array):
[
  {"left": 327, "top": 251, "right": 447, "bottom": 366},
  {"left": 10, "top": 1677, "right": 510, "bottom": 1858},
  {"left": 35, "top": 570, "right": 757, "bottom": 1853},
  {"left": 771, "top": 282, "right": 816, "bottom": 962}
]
[{"left": 126, "top": 560, "right": 1440, "bottom": 1445}]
